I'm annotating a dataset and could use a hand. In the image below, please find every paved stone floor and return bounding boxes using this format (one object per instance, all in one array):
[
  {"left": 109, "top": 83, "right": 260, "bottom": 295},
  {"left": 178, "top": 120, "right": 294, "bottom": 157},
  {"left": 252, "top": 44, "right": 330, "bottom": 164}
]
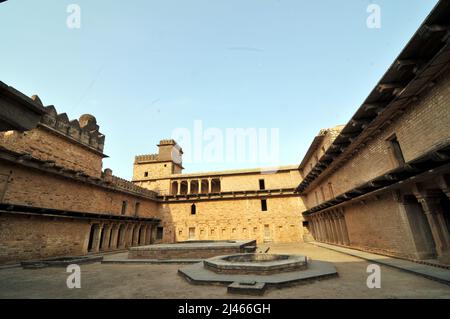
[{"left": 0, "top": 243, "right": 449, "bottom": 299}]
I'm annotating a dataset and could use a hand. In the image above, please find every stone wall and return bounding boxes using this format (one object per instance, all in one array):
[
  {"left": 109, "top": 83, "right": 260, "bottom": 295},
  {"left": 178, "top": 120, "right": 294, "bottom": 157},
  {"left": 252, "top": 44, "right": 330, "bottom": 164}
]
[
  {"left": 304, "top": 71, "right": 450, "bottom": 209},
  {"left": 343, "top": 193, "right": 419, "bottom": 258},
  {"left": 157, "top": 196, "right": 304, "bottom": 244},
  {"left": 0, "top": 213, "right": 90, "bottom": 263},
  {"left": 0, "top": 161, "right": 160, "bottom": 217},
  {"left": 0, "top": 127, "right": 103, "bottom": 178}
]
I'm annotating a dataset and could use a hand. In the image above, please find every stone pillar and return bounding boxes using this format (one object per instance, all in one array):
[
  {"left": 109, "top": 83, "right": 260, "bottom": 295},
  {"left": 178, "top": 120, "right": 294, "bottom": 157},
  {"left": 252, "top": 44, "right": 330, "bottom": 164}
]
[
  {"left": 198, "top": 179, "right": 202, "bottom": 194},
  {"left": 145, "top": 225, "right": 152, "bottom": 245},
  {"left": 92, "top": 223, "right": 104, "bottom": 253},
  {"left": 187, "top": 180, "right": 191, "bottom": 194},
  {"left": 177, "top": 182, "right": 181, "bottom": 195},
  {"left": 322, "top": 215, "right": 330, "bottom": 242},
  {"left": 132, "top": 224, "right": 140, "bottom": 246},
  {"left": 318, "top": 215, "right": 326, "bottom": 242},
  {"left": 417, "top": 194, "right": 450, "bottom": 263},
  {"left": 126, "top": 224, "right": 134, "bottom": 247},
  {"left": 337, "top": 212, "right": 350, "bottom": 245},
  {"left": 118, "top": 225, "right": 126, "bottom": 249},
  {"left": 315, "top": 216, "right": 323, "bottom": 241},
  {"left": 208, "top": 178, "right": 212, "bottom": 193},
  {"left": 325, "top": 214, "right": 335, "bottom": 243},
  {"left": 331, "top": 211, "right": 344, "bottom": 245},
  {"left": 139, "top": 225, "right": 147, "bottom": 245},
  {"left": 89, "top": 224, "right": 103, "bottom": 253},
  {"left": 109, "top": 225, "right": 119, "bottom": 250},
  {"left": 315, "top": 216, "right": 322, "bottom": 241},
  {"left": 310, "top": 218, "right": 317, "bottom": 239},
  {"left": 101, "top": 224, "right": 112, "bottom": 251}
]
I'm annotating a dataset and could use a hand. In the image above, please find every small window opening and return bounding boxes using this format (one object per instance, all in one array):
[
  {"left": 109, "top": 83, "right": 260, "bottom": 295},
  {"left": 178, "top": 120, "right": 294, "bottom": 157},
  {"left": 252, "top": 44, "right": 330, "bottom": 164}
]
[
  {"left": 259, "top": 179, "right": 265, "bottom": 190},
  {"left": 261, "top": 199, "right": 268, "bottom": 211}
]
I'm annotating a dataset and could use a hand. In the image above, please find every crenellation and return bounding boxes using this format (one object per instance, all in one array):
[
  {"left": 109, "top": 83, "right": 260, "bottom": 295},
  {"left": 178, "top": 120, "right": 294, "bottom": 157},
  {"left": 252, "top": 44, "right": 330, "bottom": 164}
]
[
  {"left": 135, "top": 153, "right": 159, "bottom": 163},
  {"left": 38, "top": 105, "right": 105, "bottom": 153}
]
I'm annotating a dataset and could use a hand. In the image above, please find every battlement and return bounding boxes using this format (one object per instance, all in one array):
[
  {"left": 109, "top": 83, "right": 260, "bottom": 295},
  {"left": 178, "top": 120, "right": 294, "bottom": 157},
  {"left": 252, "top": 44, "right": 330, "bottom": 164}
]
[
  {"left": 158, "top": 139, "right": 176, "bottom": 146},
  {"left": 38, "top": 101, "right": 105, "bottom": 153},
  {"left": 135, "top": 153, "right": 159, "bottom": 163},
  {"left": 109, "top": 174, "right": 158, "bottom": 198}
]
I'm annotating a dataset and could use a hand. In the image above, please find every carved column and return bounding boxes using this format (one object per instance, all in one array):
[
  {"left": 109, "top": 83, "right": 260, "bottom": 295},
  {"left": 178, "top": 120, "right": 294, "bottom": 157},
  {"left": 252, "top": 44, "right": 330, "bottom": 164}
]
[
  {"left": 177, "top": 182, "right": 181, "bottom": 195},
  {"left": 321, "top": 214, "right": 329, "bottom": 242},
  {"left": 139, "top": 225, "right": 146, "bottom": 245},
  {"left": 331, "top": 211, "right": 343, "bottom": 245},
  {"left": 337, "top": 210, "right": 350, "bottom": 245},
  {"left": 416, "top": 194, "right": 450, "bottom": 263},
  {"left": 132, "top": 224, "right": 141, "bottom": 246},
  {"left": 322, "top": 214, "right": 331, "bottom": 243},
  {"left": 126, "top": 224, "right": 134, "bottom": 247},
  {"left": 92, "top": 223, "right": 104, "bottom": 253},
  {"left": 101, "top": 224, "right": 112, "bottom": 251},
  {"left": 145, "top": 225, "right": 152, "bottom": 245},
  {"left": 326, "top": 213, "right": 335, "bottom": 243},
  {"left": 117, "top": 224, "right": 127, "bottom": 249},
  {"left": 187, "top": 180, "right": 191, "bottom": 194},
  {"left": 318, "top": 216, "right": 325, "bottom": 241},
  {"left": 316, "top": 215, "right": 323, "bottom": 241},
  {"left": 311, "top": 218, "right": 318, "bottom": 240}
]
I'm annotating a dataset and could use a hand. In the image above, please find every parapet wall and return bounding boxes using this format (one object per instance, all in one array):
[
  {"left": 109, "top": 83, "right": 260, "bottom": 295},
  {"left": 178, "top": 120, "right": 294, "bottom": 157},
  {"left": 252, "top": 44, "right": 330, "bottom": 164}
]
[
  {"left": 0, "top": 101, "right": 106, "bottom": 178},
  {"left": 135, "top": 153, "right": 159, "bottom": 163},
  {"left": 40, "top": 105, "right": 105, "bottom": 153}
]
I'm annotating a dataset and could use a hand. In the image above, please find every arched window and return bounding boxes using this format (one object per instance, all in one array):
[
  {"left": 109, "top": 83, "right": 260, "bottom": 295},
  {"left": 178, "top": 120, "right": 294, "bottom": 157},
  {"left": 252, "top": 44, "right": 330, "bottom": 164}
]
[{"left": 191, "top": 203, "right": 196, "bottom": 215}]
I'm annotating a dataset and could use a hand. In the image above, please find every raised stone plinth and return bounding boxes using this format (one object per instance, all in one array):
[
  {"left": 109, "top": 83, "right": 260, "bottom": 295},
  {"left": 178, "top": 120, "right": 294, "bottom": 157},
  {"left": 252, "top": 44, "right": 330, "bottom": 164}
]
[{"left": 128, "top": 240, "right": 256, "bottom": 260}]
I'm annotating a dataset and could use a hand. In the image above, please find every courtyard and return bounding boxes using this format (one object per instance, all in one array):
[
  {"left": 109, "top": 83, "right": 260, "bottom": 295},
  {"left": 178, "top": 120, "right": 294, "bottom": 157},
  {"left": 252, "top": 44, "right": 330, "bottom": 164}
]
[{"left": 0, "top": 243, "right": 449, "bottom": 299}]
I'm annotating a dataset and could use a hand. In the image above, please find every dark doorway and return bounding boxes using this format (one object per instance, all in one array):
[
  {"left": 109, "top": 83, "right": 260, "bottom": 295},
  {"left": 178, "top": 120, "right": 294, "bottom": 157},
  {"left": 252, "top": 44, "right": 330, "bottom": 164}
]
[
  {"left": 403, "top": 195, "right": 436, "bottom": 259},
  {"left": 439, "top": 193, "right": 450, "bottom": 233},
  {"left": 87, "top": 224, "right": 97, "bottom": 252},
  {"left": 156, "top": 227, "right": 164, "bottom": 240}
]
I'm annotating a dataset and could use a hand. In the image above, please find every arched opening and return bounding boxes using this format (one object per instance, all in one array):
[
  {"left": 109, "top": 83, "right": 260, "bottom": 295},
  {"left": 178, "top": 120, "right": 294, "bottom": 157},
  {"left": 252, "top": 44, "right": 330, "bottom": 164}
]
[
  {"left": 190, "top": 180, "right": 199, "bottom": 194},
  {"left": 98, "top": 226, "right": 105, "bottom": 251},
  {"left": 200, "top": 179, "right": 209, "bottom": 194},
  {"left": 171, "top": 181, "right": 178, "bottom": 195},
  {"left": 138, "top": 227, "right": 142, "bottom": 245},
  {"left": 108, "top": 226, "right": 114, "bottom": 249},
  {"left": 211, "top": 178, "right": 221, "bottom": 193},
  {"left": 117, "top": 224, "right": 126, "bottom": 248},
  {"left": 180, "top": 181, "right": 188, "bottom": 195},
  {"left": 87, "top": 224, "right": 98, "bottom": 252},
  {"left": 191, "top": 203, "right": 196, "bottom": 215},
  {"left": 131, "top": 226, "right": 137, "bottom": 246},
  {"left": 440, "top": 192, "right": 450, "bottom": 232}
]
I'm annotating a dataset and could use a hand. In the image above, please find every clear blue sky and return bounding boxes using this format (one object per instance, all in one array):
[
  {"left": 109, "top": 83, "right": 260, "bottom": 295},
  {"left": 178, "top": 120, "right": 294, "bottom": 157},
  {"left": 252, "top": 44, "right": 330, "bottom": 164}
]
[{"left": 0, "top": 0, "right": 438, "bottom": 179}]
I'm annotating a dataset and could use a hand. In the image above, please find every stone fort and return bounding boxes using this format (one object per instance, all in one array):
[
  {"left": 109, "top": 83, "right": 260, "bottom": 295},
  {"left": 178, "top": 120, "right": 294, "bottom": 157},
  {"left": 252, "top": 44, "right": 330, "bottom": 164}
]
[{"left": 0, "top": 1, "right": 449, "bottom": 266}]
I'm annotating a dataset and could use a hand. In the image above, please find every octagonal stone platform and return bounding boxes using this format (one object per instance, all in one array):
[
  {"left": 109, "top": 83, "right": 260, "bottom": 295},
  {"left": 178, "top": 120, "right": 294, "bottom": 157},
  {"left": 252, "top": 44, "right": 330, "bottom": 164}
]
[
  {"left": 178, "top": 253, "right": 338, "bottom": 294},
  {"left": 204, "top": 253, "right": 307, "bottom": 275}
]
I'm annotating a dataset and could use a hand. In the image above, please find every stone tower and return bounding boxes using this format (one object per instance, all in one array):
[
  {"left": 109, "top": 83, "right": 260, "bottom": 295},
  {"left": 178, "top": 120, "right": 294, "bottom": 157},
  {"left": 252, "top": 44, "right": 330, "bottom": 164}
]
[{"left": 133, "top": 139, "right": 183, "bottom": 180}]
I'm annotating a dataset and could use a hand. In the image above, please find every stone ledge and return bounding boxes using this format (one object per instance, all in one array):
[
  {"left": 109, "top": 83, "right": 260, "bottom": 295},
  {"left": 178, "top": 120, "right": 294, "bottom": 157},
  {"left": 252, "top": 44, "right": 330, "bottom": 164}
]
[{"left": 310, "top": 242, "right": 450, "bottom": 285}]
